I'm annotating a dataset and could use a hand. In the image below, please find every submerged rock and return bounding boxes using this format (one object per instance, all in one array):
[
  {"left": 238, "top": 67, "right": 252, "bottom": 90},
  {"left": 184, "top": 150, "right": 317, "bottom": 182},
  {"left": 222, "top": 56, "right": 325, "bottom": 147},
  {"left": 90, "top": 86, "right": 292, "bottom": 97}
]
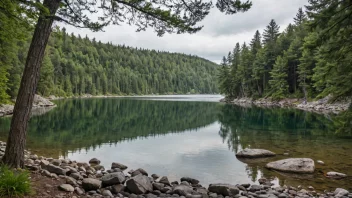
[
  {"left": 236, "top": 149, "right": 276, "bottom": 158},
  {"left": 266, "top": 158, "right": 315, "bottom": 173},
  {"left": 208, "top": 184, "right": 240, "bottom": 196},
  {"left": 334, "top": 188, "right": 349, "bottom": 197},
  {"left": 326, "top": 172, "right": 347, "bottom": 179}
]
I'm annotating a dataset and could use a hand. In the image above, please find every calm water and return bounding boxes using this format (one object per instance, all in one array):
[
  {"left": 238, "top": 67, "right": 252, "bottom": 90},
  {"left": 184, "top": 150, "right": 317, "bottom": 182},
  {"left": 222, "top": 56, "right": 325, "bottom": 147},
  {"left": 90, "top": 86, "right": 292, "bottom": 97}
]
[{"left": 0, "top": 95, "right": 351, "bottom": 191}]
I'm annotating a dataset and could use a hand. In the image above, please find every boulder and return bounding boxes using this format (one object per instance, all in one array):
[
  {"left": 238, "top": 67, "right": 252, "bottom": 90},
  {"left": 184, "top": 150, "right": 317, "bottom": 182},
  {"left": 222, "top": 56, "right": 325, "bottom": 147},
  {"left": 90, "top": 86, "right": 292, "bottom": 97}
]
[
  {"left": 135, "top": 168, "right": 148, "bottom": 176},
  {"left": 266, "top": 158, "right": 315, "bottom": 173},
  {"left": 326, "top": 172, "right": 347, "bottom": 179},
  {"left": 101, "top": 172, "right": 126, "bottom": 186},
  {"left": 51, "top": 159, "right": 61, "bottom": 166},
  {"left": 58, "top": 184, "right": 74, "bottom": 192},
  {"left": 156, "top": 176, "right": 171, "bottom": 186},
  {"left": 236, "top": 149, "right": 276, "bottom": 158},
  {"left": 89, "top": 158, "right": 101, "bottom": 165},
  {"left": 208, "top": 184, "right": 240, "bottom": 196},
  {"left": 111, "top": 184, "right": 126, "bottom": 194},
  {"left": 126, "top": 174, "right": 153, "bottom": 194},
  {"left": 82, "top": 178, "right": 101, "bottom": 191},
  {"left": 180, "top": 177, "right": 199, "bottom": 185},
  {"left": 334, "top": 188, "right": 349, "bottom": 197},
  {"left": 44, "top": 164, "right": 67, "bottom": 175},
  {"left": 111, "top": 162, "right": 128, "bottom": 170},
  {"left": 172, "top": 185, "right": 194, "bottom": 196},
  {"left": 153, "top": 183, "right": 165, "bottom": 191}
]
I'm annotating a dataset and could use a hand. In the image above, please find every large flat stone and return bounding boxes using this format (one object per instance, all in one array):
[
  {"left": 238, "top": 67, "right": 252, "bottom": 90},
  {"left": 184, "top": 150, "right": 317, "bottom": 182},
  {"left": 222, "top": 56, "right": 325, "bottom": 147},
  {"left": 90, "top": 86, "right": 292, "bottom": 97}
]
[
  {"left": 236, "top": 149, "right": 276, "bottom": 158},
  {"left": 266, "top": 158, "right": 315, "bottom": 173}
]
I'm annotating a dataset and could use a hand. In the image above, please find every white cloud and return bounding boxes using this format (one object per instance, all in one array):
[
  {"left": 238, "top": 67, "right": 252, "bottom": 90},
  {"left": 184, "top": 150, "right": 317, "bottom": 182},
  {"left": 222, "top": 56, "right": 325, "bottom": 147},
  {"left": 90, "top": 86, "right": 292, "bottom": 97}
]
[{"left": 60, "top": 0, "right": 308, "bottom": 63}]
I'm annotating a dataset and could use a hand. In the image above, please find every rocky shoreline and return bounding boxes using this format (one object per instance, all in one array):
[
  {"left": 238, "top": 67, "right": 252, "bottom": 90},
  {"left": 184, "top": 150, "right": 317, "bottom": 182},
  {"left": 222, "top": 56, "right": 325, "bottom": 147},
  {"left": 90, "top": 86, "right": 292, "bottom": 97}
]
[
  {"left": 0, "top": 95, "right": 56, "bottom": 117},
  {"left": 220, "top": 96, "right": 351, "bottom": 114},
  {"left": 0, "top": 143, "right": 350, "bottom": 198}
]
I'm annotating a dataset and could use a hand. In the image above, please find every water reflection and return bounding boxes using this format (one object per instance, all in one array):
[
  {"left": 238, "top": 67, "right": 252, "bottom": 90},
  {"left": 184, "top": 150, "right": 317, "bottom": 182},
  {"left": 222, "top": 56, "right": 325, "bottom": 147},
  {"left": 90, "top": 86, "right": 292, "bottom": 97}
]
[
  {"left": 218, "top": 104, "right": 352, "bottom": 190},
  {"left": 0, "top": 98, "right": 219, "bottom": 157},
  {"left": 0, "top": 97, "right": 351, "bottom": 191}
]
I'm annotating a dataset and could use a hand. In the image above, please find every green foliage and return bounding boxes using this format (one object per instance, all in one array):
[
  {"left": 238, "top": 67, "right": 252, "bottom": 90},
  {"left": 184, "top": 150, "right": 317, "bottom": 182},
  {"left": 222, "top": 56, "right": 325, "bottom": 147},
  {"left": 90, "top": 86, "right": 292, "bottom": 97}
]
[
  {"left": 1, "top": 29, "right": 219, "bottom": 98},
  {"left": 0, "top": 165, "right": 32, "bottom": 197},
  {"left": 218, "top": 2, "right": 352, "bottom": 102},
  {"left": 269, "top": 54, "right": 288, "bottom": 99}
]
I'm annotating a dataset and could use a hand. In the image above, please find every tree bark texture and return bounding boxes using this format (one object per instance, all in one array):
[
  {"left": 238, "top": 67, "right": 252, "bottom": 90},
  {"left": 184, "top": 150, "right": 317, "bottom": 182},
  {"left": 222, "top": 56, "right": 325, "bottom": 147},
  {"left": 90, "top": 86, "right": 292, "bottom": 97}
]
[{"left": 2, "top": 0, "right": 61, "bottom": 168}]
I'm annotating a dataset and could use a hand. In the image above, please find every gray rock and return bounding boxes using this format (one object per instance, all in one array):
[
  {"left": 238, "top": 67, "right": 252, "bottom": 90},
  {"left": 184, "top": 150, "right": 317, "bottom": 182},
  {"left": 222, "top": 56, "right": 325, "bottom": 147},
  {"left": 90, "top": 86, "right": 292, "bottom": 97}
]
[
  {"left": 151, "top": 174, "right": 160, "bottom": 180},
  {"left": 66, "top": 176, "right": 77, "bottom": 186},
  {"left": 173, "top": 185, "right": 194, "bottom": 196},
  {"left": 278, "top": 193, "right": 288, "bottom": 198},
  {"left": 236, "top": 149, "right": 276, "bottom": 158},
  {"left": 111, "top": 162, "right": 128, "bottom": 170},
  {"left": 145, "top": 193, "right": 158, "bottom": 198},
  {"left": 334, "top": 188, "right": 349, "bottom": 197},
  {"left": 44, "top": 164, "right": 67, "bottom": 175},
  {"left": 51, "top": 159, "right": 62, "bottom": 166},
  {"left": 58, "top": 184, "right": 74, "bottom": 192},
  {"left": 326, "top": 171, "right": 347, "bottom": 179},
  {"left": 135, "top": 168, "right": 148, "bottom": 176},
  {"left": 101, "top": 172, "right": 126, "bottom": 186},
  {"left": 126, "top": 174, "right": 153, "bottom": 194},
  {"left": 112, "top": 184, "right": 126, "bottom": 194},
  {"left": 180, "top": 177, "right": 200, "bottom": 185},
  {"left": 29, "top": 154, "right": 38, "bottom": 160},
  {"left": 70, "top": 172, "right": 83, "bottom": 180},
  {"left": 156, "top": 176, "right": 171, "bottom": 186},
  {"left": 317, "top": 160, "right": 324, "bottom": 165},
  {"left": 208, "top": 184, "right": 240, "bottom": 196},
  {"left": 75, "top": 187, "right": 85, "bottom": 195},
  {"left": 153, "top": 183, "right": 165, "bottom": 191},
  {"left": 102, "top": 189, "right": 113, "bottom": 197},
  {"left": 266, "top": 158, "right": 315, "bottom": 173},
  {"left": 92, "top": 164, "right": 105, "bottom": 171},
  {"left": 89, "top": 158, "right": 101, "bottom": 165},
  {"left": 82, "top": 178, "right": 101, "bottom": 191},
  {"left": 249, "top": 185, "right": 262, "bottom": 192}
]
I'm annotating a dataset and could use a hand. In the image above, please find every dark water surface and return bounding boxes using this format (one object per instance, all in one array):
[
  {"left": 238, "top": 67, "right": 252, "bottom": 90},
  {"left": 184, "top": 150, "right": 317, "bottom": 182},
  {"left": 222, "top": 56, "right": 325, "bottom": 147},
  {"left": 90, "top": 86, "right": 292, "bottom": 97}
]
[{"left": 0, "top": 95, "right": 351, "bottom": 191}]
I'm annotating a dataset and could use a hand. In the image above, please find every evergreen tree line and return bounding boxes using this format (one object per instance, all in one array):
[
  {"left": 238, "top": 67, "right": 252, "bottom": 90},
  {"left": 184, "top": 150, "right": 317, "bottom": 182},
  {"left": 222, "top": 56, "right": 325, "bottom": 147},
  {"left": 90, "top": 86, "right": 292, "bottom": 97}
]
[
  {"left": 0, "top": 27, "right": 219, "bottom": 103},
  {"left": 218, "top": 1, "right": 352, "bottom": 102}
]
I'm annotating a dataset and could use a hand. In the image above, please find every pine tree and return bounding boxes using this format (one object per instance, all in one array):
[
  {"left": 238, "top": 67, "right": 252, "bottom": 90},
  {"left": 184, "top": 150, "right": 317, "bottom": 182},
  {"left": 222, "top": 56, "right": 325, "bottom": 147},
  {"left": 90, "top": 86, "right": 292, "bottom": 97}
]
[
  {"left": 250, "top": 30, "right": 261, "bottom": 55},
  {"left": 263, "top": 19, "right": 280, "bottom": 45},
  {"left": 269, "top": 53, "right": 289, "bottom": 99},
  {"left": 294, "top": 7, "right": 306, "bottom": 26}
]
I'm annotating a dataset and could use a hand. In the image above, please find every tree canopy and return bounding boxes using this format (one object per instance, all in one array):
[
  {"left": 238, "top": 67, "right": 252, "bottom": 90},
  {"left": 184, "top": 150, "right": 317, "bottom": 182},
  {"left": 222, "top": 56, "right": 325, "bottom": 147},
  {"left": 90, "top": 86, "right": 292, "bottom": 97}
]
[{"left": 217, "top": 1, "right": 352, "bottom": 101}]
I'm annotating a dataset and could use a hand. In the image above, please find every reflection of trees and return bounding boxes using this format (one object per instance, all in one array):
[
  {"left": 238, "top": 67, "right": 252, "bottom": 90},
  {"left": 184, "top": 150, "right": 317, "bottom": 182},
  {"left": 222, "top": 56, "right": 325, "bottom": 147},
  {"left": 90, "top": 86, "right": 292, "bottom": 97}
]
[
  {"left": 217, "top": 104, "right": 341, "bottom": 153},
  {"left": 218, "top": 105, "right": 352, "bottom": 188},
  {"left": 0, "top": 98, "right": 218, "bottom": 157}
]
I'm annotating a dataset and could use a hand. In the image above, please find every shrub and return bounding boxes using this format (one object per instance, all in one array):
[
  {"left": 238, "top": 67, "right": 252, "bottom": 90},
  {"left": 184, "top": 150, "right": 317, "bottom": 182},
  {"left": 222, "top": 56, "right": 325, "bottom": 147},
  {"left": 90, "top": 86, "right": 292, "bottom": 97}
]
[{"left": 0, "top": 165, "right": 32, "bottom": 197}]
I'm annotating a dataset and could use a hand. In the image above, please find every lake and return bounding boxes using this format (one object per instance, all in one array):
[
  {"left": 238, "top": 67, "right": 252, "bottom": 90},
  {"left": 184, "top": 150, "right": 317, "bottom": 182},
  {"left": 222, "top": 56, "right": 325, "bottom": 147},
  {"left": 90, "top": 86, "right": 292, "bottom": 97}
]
[{"left": 0, "top": 95, "right": 351, "bottom": 191}]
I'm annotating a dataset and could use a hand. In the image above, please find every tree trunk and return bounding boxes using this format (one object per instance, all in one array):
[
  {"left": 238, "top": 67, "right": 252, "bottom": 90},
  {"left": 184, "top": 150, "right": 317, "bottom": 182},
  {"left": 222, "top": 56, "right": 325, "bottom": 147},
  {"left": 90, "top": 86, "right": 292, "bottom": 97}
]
[{"left": 2, "top": 0, "right": 60, "bottom": 168}]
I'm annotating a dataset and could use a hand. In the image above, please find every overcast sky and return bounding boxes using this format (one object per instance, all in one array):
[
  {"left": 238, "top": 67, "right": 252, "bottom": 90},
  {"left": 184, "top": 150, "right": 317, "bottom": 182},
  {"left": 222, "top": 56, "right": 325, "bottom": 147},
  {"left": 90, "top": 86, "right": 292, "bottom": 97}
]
[{"left": 62, "top": 0, "right": 308, "bottom": 63}]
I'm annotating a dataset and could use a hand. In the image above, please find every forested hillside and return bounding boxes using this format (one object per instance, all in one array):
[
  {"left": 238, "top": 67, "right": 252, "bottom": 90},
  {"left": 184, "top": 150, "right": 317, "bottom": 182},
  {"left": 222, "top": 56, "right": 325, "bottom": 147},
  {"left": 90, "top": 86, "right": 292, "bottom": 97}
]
[
  {"left": 0, "top": 28, "right": 219, "bottom": 103},
  {"left": 218, "top": 1, "right": 352, "bottom": 102}
]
